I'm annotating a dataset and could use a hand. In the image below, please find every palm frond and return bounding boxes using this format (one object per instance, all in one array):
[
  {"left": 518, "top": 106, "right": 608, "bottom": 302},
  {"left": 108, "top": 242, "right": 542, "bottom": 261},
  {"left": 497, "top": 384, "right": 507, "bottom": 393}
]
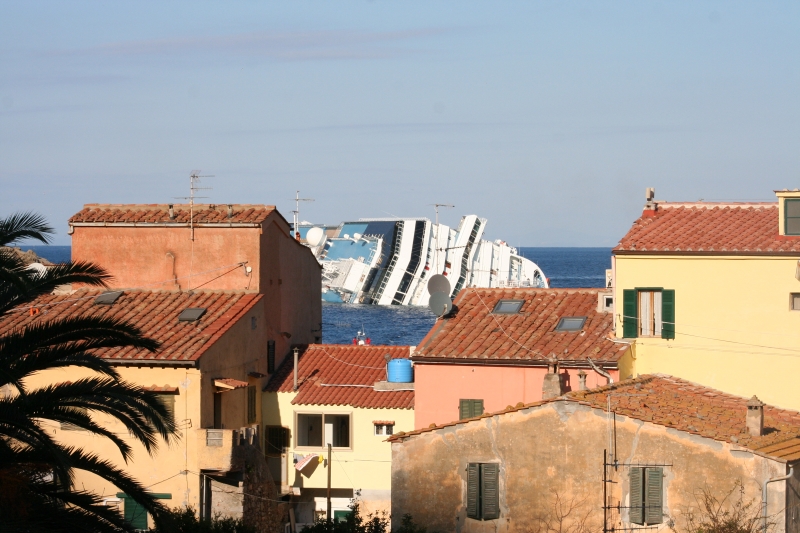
[{"left": 0, "top": 212, "right": 54, "bottom": 247}]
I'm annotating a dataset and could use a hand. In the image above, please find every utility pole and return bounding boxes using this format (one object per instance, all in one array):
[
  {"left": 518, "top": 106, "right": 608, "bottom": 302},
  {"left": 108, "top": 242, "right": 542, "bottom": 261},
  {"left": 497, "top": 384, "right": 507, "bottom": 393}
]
[
  {"left": 292, "top": 191, "right": 314, "bottom": 240},
  {"left": 327, "top": 443, "right": 332, "bottom": 527}
]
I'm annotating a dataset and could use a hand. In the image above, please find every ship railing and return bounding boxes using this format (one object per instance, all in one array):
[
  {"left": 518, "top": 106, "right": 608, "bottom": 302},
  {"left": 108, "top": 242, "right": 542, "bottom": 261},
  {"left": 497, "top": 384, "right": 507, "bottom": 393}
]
[{"left": 497, "top": 279, "right": 534, "bottom": 289}]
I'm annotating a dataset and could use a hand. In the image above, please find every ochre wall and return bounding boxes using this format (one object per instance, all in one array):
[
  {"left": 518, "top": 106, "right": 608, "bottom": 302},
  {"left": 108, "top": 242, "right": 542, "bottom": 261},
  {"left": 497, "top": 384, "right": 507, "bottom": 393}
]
[
  {"left": 413, "top": 363, "right": 619, "bottom": 429},
  {"left": 614, "top": 255, "right": 800, "bottom": 410},
  {"left": 392, "top": 401, "right": 796, "bottom": 533}
]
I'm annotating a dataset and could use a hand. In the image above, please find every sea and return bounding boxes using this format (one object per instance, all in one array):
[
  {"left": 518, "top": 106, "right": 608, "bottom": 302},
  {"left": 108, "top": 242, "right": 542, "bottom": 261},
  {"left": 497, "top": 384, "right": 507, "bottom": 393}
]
[{"left": 25, "top": 246, "right": 611, "bottom": 346}]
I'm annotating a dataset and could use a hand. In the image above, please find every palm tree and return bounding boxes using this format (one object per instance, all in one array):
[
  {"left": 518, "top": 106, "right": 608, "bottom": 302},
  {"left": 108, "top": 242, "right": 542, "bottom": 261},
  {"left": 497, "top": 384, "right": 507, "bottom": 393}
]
[{"left": 0, "top": 213, "right": 178, "bottom": 532}]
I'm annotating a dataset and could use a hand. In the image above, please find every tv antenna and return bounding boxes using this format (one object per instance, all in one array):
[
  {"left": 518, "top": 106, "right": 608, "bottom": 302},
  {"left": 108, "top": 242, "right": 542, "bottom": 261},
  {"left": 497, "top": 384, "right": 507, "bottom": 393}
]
[
  {"left": 291, "top": 191, "right": 314, "bottom": 240},
  {"left": 430, "top": 204, "right": 454, "bottom": 273},
  {"left": 175, "top": 171, "right": 213, "bottom": 241}
]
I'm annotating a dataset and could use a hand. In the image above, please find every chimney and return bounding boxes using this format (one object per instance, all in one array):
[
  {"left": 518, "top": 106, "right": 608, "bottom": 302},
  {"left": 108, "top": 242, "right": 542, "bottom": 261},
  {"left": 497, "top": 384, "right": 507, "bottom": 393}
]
[
  {"left": 227, "top": 204, "right": 233, "bottom": 219},
  {"left": 293, "top": 347, "right": 299, "bottom": 391},
  {"left": 643, "top": 188, "right": 657, "bottom": 217},
  {"left": 542, "top": 357, "right": 563, "bottom": 400},
  {"left": 168, "top": 204, "right": 175, "bottom": 220},
  {"left": 746, "top": 396, "right": 764, "bottom": 437},
  {"left": 578, "top": 369, "right": 587, "bottom": 391}
]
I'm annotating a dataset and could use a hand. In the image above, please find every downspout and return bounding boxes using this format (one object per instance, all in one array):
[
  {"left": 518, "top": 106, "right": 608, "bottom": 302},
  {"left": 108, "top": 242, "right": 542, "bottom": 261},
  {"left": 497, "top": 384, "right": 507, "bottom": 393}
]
[
  {"left": 293, "top": 347, "right": 299, "bottom": 391},
  {"left": 763, "top": 466, "right": 793, "bottom": 533},
  {"left": 587, "top": 357, "right": 614, "bottom": 384}
]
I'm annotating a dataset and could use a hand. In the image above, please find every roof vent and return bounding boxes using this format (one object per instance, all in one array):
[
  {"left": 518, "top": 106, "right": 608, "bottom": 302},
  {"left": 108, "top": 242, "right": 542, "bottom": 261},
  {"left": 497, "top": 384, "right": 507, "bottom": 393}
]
[
  {"left": 179, "top": 308, "right": 207, "bottom": 322},
  {"left": 94, "top": 291, "right": 123, "bottom": 305},
  {"left": 492, "top": 299, "right": 524, "bottom": 314},
  {"left": 555, "top": 316, "right": 587, "bottom": 332}
]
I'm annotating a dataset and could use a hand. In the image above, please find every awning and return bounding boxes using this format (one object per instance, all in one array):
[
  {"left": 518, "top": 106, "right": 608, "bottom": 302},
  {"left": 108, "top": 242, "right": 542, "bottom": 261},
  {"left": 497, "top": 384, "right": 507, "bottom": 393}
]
[{"left": 214, "top": 378, "right": 249, "bottom": 390}]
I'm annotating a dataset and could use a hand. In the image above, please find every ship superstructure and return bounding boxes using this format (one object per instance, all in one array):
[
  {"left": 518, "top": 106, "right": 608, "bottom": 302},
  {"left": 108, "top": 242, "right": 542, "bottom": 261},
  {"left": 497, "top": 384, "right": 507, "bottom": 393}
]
[{"left": 301, "top": 215, "right": 547, "bottom": 305}]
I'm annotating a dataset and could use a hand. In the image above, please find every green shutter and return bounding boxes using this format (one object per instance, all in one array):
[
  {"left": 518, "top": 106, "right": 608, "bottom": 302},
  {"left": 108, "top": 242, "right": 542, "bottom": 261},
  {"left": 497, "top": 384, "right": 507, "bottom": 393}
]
[
  {"left": 623, "top": 290, "right": 638, "bottom": 338},
  {"left": 124, "top": 499, "right": 148, "bottom": 530},
  {"left": 268, "top": 340, "right": 276, "bottom": 373},
  {"left": 481, "top": 463, "right": 500, "bottom": 520},
  {"left": 460, "top": 400, "right": 484, "bottom": 419},
  {"left": 629, "top": 467, "right": 644, "bottom": 525},
  {"left": 466, "top": 463, "right": 480, "bottom": 519},
  {"left": 473, "top": 400, "right": 484, "bottom": 417},
  {"left": 661, "top": 290, "right": 675, "bottom": 340},
  {"left": 248, "top": 386, "right": 256, "bottom": 423},
  {"left": 645, "top": 468, "right": 663, "bottom": 524}
]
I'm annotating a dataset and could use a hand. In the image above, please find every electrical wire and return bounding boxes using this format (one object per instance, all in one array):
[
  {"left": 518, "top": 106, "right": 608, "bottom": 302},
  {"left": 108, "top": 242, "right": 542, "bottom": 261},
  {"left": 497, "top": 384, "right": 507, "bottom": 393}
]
[{"left": 318, "top": 346, "right": 385, "bottom": 370}]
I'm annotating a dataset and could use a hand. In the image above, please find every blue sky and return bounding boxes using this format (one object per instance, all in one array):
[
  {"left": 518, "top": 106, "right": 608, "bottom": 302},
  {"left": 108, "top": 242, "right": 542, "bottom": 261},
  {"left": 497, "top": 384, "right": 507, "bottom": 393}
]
[{"left": 1, "top": 1, "right": 798, "bottom": 246}]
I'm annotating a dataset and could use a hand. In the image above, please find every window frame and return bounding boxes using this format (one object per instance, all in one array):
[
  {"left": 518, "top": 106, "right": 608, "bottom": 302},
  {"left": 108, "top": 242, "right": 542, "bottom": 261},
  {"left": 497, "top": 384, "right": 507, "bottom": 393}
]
[
  {"left": 247, "top": 386, "right": 257, "bottom": 424},
  {"left": 554, "top": 316, "right": 587, "bottom": 332},
  {"left": 622, "top": 288, "right": 675, "bottom": 340},
  {"left": 459, "top": 399, "right": 484, "bottom": 420},
  {"left": 790, "top": 293, "right": 800, "bottom": 311},
  {"left": 374, "top": 423, "right": 394, "bottom": 436},
  {"left": 294, "top": 411, "right": 353, "bottom": 451},
  {"left": 785, "top": 199, "right": 800, "bottom": 236},
  {"left": 264, "top": 425, "right": 290, "bottom": 454},
  {"left": 492, "top": 299, "right": 524, "bottom": 314},
  {"left": 466, "top": 462, "right": 500, "bottom": 521},
  {"left": 629, "top": 466, "right": 664, "bottom": 526}
]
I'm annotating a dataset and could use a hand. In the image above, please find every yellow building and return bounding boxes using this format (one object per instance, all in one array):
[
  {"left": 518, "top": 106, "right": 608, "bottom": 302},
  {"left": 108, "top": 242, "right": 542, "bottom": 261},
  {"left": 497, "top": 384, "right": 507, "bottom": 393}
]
[
  {"left": 613, "top": 188, "right": 800, "bottom": 410},
  {"left": 262, "top": 344, "right": 414, "bottom": 527}
]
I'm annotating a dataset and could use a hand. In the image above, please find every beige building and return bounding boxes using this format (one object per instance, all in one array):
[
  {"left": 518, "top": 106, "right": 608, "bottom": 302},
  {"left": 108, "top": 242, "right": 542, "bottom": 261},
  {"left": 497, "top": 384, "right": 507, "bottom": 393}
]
[
  {"left": 391, "top": 375, "right": 800, "bottom": 533},
  {"left": 262, "top": 344, "right": 414, "bottom": 528}
]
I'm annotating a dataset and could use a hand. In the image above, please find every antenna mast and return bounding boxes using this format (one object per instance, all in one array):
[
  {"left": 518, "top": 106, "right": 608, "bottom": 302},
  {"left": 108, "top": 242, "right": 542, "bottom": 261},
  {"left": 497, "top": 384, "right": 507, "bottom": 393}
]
[
  {"left": 176, "top": 171, "right": 213, "bottom": 241},
  {"left": 431, "top": 203, "right": 454, "bottom": 272},
  {"left": 292, "top": 191, "right": 315, "bottom": 240}
]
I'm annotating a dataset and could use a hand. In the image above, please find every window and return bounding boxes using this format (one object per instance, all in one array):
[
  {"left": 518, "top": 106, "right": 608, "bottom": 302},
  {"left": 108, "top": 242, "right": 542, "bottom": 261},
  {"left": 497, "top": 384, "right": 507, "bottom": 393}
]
[
  {"left": 118, "top": 493, "right": 171, "bottom": 531},
  {"left": 622, "top": 289, "right": 675, "bottom": 340},
  {"left": 791, "top": 293, "right": 800, "bottom": 311},
  {"left": 267, "top": 340, "right": 276, "bottom": 374},
  {"left": 154, "top": 393, "right": 175, "bottom": 423},
  {"left": 459, "top": 399, "right": 484, "bottom": 420},
  {"left": 296, "top": 413, "right": 351, "bottom": 449},
  {"left": 265, "top": 426, "right": 290, "bottom": 453},
  {"left": 178, "top": 308, "right": 206, "bottom": 322},
  {"left": 492, "top": 300, "right": 524, "bottom": 314},
  {"left": 466, "top": 463, "right": 500, "bottom": 520},
  {"left": 247, "top": 386, "right": 257, "bottom": 424},
  {"left": 374, "top": 423, "right": 394, "bottom": 436},
  {"left": 629, "top": 467, "right": 663, "bottom": 525},
  {"left": 555, "top": 316, "right": 586, "bottom": 332},
  {"left": 786, "top": 199, "right": 800, "bottom": 235},
  {"left": 94, "top": 291, "right": 123, "bottom": 305}
]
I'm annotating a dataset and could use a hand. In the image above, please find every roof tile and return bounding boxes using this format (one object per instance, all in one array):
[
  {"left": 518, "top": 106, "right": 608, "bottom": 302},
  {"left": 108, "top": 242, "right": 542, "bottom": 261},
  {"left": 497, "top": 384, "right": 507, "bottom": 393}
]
[{"left": 69, "top": 204, "right": 275, "bottom": 225}]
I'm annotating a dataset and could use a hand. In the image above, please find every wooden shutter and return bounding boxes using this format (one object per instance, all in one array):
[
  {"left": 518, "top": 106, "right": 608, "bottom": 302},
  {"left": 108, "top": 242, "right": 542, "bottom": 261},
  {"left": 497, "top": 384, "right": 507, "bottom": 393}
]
[
  {"left": 466, "top": 463, "right": 480, "bottom": 519},
  {"left": 473, "top": 400, "right": 484, "bottom": 417},
  {"left": 645, "top": 468, "right": 663, "bottom": 524},
  {"left": 460, "top": 400, "right": 472, "bottom": 420},
  {"left": 124, "top": 498, "right": 148, "bottom": 530},
  {"left": 629, "top": 467, "right": 644, "bottom": 525},
  {"left": 268, "top": 340, "right": 276, "bottom": 373},
  {"left": 623, "top": 289, "right": 638, "bottom": 338},
  {"left": 661, "top": 290, "right": 675, "bottom": 340},
  {"left": 481, "top": 463, "right": 500, "bottom": 520},
  {"left": 247, "top": 386, "right": 256, "bottom": 423}
]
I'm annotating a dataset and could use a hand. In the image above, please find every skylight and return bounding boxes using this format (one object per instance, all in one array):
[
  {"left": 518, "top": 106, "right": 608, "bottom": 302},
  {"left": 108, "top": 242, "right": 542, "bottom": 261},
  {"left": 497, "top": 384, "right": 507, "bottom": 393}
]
[
  {"left": 555, "top": 317, "right": 587, "bottom": 332},
  {"left": 179, "top": 308, "right": 207, "bottom": 322},
  {"left": 94, "top": 291, "right": 123, "bottom": 305},
  {"left": 492, "top": 299, "right": 524, "bottom": 314}
]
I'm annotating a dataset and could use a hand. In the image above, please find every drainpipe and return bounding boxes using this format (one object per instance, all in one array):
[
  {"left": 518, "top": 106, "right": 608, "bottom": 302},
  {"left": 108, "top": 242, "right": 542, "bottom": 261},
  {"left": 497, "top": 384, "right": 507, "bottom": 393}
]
[
  {"left": 587, "top": 357, "right": 614, "bottom": 384},
  {"left": 763, "top": 466, "right": 793, "bottom": 533},
  {"left": 293, "top": 347, "right": 299, "bottom": 391}
]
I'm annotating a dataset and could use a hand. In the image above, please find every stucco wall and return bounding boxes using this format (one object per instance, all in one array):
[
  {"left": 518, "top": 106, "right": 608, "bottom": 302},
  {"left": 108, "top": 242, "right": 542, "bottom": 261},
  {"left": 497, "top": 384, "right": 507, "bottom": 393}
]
[
  {"left": 613, "top": 255, "right": 800, "bottom": 410},
  {"left": 413, "top": 364, "right": 619, "bottom": 429},
  {"left": 392, "top": 400, "right": 794, "bottom": 533}
]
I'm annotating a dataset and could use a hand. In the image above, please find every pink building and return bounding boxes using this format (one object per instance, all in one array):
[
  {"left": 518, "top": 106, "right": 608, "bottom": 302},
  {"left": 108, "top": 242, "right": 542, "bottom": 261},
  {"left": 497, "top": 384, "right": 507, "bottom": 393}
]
[{"left": 412, "top": 288, "right": 631, "bottom": 429}]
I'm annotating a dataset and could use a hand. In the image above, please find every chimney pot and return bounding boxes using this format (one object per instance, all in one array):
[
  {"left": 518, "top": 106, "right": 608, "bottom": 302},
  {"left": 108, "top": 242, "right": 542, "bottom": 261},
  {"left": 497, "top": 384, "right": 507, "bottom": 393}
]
[
  {"left": 746, "top": 395, "right": 765, "bottom": 437},
  {"left": 168, "top": 204, "right": 175, "bottom": 220},
  {"left": 578, "top": 369, "right": 587, "bottom": 391},
  {"left": 227, "top": 204, "right": 233, "bottom": 219},
  {"left": 542, "top": 357, "right": 563, "bottom": 400}
]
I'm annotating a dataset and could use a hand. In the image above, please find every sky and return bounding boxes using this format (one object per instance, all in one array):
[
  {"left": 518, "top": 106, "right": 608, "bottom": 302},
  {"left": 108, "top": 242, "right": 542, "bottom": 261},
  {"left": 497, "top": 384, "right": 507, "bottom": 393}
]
[{"left": 1, "top": 1, "right": 798, "bottom": 246}]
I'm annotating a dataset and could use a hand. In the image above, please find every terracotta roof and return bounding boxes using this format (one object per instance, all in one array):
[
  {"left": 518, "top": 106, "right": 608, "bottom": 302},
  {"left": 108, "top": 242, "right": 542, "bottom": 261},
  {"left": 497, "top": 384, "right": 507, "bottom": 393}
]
[
  {"left": 0, "top": 289, "right": 262, "bottom": 362},
  {"left": 214, "top": 378, "right": 249, "bottom": 389},
  {"left": 390, "top": 374, "right": 800, "bottom": 462},
  {"left": 142, "top": 385, "right": 179, "bottom": 393},
  {"left": 413, "top": 288, "right": 626, "bottom": 365},
  {"left": 614, "top": 203, "right": 800, "bottom": 254},
  {"left": 264, "top": 345, "right": 413, "bottom": 409},
  {"left": 69, "top": 204, "right": 275, "bottom": 225}
]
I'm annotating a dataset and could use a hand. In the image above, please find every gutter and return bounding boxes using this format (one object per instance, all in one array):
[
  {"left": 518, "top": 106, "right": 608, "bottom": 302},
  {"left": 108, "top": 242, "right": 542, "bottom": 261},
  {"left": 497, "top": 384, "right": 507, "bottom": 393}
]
[
  {"left": 106, "top": 359, "right": 198, "bottom": 368},
  {"left": 762, "top": 466, "right": 794, "bottom": 533},
  {"left": 410, "top": 357, "right": 618, "bottom": 370}
]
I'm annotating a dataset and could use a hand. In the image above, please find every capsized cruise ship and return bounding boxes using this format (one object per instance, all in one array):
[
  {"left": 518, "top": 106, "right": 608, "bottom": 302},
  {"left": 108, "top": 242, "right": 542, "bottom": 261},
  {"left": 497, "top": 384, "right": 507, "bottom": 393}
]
[{"left": 299, "top": 215, "right": 548, "bottom": 305}]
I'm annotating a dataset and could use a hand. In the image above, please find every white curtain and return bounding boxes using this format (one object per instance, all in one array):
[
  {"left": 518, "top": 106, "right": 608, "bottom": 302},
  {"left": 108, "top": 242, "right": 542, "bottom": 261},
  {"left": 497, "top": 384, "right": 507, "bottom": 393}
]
[
  {"left": 654, "top": 291, "right": 663, "bottom": 336},
  {"left": 639, "top": 291, "right": 652, "bottom": 336}
]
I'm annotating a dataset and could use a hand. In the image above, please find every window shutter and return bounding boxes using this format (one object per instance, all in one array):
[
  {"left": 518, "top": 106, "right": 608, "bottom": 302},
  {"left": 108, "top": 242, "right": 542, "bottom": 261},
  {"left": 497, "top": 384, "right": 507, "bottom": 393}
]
[
  {"left": 460, "top": 400, "right": 472, "bottom": 420},
  {"left": 623, "top": 289, "right": 638, "bottom": 338},
  {"left": 661, "top": 290, "right": 675, "bottom": 340},
  {"left": 268, "top": 340, "right": 276, "bottom": 373},
  {"left": 466, "top": 463, "right": 480, "bottom": 519},
  {"left": 629, "top": 467, "right": 644, "bottom": 525},
  {"left": 645, "top": 468, "right": 663, "bottom": 524},
  {"left": 124, "top": 498, "right": 148, "bottom": 530},
  {"left": 473, "top": 400, "right": 484, "bottom": 417},
  {"left": 247, "top": 386, "right": 256, "bottom": 423},
  {"left": 481, "top": 463, "right": 500, "bottom": 520}
]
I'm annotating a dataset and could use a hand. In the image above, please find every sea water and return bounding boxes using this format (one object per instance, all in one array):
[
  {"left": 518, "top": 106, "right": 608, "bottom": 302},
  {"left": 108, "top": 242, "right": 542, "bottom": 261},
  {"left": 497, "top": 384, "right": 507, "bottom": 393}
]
[{"left": 25, "top": 246, "right": 611, "bottom": 346}]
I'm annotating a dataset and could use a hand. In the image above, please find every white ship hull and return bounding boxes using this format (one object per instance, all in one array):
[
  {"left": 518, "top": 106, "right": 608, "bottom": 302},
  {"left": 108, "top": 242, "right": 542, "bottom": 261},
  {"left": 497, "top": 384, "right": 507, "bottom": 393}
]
[{"left": 301, "top": 215, "right": 547, "bottom": 306}]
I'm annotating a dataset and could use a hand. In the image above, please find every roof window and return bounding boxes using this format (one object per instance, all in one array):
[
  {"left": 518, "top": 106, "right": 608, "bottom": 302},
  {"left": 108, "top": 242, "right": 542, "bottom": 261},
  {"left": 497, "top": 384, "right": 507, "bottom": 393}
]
[
  {"left": 179, "top": 308, "right": 207, "bottom": 322},
  {"left": 94, "top": 291, "right": 123, "bottom": 305},
  {"left": 555, "top": 316, "right": 586, "bottom": 332},
  {"left": 786, "top": 199, "right": 800, "bottom": 235},
  {"left": 492, "top": 299, "right": 524, "bottom": 314}
]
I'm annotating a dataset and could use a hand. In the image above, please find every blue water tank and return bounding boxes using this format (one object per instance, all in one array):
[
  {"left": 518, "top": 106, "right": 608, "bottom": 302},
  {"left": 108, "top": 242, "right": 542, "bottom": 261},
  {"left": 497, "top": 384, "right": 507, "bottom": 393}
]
[{"left": 387, "top": 359, "right": 413, "bottom": 383}]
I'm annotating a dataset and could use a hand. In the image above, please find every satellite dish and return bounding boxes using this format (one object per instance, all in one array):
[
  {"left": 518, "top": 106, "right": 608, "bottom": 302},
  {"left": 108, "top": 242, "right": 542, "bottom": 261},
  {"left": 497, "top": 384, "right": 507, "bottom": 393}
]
[
  {"left": 26, "top": 263, "right": 47, "bottom": 276},
  {"left": 429, "top": 292, "right": 453, "bottom": 317},
  {"left": 427, "top": 274, "right": 451, "bottom": 296},
  {"left": 306, "top": 227, "right": 324, "bottom": 247}
]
